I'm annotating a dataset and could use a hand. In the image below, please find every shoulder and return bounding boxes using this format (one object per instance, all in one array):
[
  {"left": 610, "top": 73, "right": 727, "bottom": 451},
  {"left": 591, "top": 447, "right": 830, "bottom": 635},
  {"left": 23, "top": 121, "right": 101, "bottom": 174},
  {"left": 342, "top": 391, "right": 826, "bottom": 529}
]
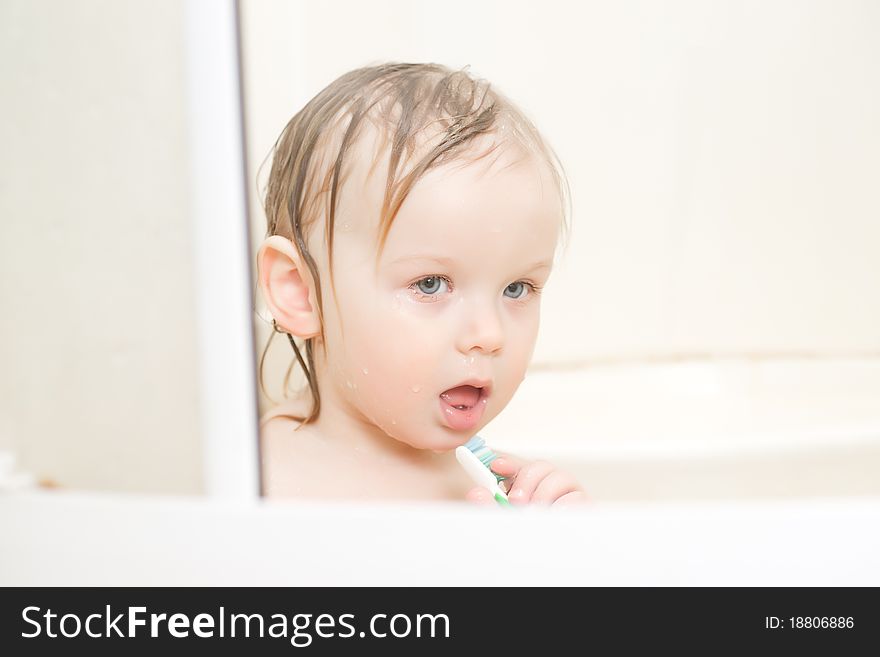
[{"left": 259, "top": 397, "right": 327, "bottom": 498}]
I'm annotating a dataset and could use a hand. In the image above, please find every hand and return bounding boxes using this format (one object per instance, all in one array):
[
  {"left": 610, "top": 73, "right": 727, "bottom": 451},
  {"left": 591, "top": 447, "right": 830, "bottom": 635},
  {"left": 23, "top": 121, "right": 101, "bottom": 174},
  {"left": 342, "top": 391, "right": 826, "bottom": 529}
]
[{"left": 465, "top": 453, "right": 589, "bottom": 507}]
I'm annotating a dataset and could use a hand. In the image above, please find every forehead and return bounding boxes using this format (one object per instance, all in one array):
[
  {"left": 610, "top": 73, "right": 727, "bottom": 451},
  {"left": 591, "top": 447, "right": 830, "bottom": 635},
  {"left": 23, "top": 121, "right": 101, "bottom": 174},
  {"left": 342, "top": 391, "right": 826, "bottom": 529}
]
[
  {"left": 388, "top": 151, "right": 559, "bottom": 260},
  {"left": 331, "top": 128, "right": 561, "bottom": 267}
]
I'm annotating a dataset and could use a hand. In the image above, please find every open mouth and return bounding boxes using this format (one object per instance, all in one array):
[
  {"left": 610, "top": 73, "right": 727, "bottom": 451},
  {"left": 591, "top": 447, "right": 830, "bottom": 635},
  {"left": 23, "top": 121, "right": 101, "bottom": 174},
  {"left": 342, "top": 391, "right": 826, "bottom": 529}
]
[
  {"left": 438, "top": 384, "right": 490, "bottom": 431},
  {"left": 440, "top": 384, "right": 486, "bottom": 409}
]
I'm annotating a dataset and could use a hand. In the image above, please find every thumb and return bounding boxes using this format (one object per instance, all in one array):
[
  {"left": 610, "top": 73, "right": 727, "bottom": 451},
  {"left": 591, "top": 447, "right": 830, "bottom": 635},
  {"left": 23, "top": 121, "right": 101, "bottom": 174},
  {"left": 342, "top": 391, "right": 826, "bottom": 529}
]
[
  {"left": 489, "top": 454, "right": 525, "bottom": 478},
  {"left": 465, "top": 486, "right": 498, "bottom": 506}
]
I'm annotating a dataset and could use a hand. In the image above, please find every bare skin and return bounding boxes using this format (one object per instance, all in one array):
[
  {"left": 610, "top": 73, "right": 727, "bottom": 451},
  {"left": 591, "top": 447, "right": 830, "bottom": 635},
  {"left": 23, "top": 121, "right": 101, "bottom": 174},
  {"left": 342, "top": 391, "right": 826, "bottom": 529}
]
[
  {"left": 261, "top": 394, "right": 588, "bottom": 506},
  {"left": 258, "top": 130, "right": 588, "bottom": 506},
  {"left": 261, "top": 395, "right": 478, "bottom": 501}
]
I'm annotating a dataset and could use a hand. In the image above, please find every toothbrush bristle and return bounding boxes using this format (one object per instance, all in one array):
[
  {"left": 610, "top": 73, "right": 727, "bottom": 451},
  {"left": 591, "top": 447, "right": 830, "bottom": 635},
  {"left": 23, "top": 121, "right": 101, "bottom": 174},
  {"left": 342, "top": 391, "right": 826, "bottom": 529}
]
[
  {"left": 464, "top": 435, "right": 505, "bottom": 483},
  {"left": 464, "top": 435, "right": 485, "bottom": 453},
  {"left": 463, "top": 436, "right": 493, "bottom": 465}
]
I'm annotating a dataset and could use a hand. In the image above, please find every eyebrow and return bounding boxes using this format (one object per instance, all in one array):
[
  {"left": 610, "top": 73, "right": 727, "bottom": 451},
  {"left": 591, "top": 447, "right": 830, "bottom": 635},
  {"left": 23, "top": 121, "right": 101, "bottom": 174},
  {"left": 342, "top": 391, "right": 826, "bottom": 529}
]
[{"left": 391, "top": 255, "right": 552, "bottom": 272}]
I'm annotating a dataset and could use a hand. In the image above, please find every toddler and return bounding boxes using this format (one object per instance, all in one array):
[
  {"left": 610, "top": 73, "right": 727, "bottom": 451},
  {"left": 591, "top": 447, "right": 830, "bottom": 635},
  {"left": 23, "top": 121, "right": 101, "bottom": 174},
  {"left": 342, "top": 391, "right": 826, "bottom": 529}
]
[{"left": 257, "top": 63, "right": 586, "bottom": 506}]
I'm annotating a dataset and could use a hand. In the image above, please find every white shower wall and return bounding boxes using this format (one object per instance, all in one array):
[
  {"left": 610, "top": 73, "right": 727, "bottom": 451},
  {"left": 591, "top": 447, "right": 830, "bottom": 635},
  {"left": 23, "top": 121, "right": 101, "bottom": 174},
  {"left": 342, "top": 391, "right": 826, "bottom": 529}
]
[{"left": 242, "top": 0, "right": 880, "bottom": 501}]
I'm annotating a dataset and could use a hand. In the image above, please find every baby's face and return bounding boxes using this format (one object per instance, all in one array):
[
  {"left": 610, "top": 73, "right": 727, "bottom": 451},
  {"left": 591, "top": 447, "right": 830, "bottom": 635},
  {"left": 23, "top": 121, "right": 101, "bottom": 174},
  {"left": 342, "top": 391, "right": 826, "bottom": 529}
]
[{"left": 312, "top": 138, "right": 561, "bottom": 451}]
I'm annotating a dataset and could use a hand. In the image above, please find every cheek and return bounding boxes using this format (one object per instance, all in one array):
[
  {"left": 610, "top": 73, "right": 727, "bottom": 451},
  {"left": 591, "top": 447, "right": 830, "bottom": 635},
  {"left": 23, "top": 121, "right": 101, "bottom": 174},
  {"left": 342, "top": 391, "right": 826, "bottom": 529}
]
[
  {"left": 338, "top": 294, "right": 447, "bottom": 410},
  {"left": 493, "top": 308, "right": 540, "bottom": 395},
  {"left": 518, "top": 309, "right": 541, "bottom": 360}
]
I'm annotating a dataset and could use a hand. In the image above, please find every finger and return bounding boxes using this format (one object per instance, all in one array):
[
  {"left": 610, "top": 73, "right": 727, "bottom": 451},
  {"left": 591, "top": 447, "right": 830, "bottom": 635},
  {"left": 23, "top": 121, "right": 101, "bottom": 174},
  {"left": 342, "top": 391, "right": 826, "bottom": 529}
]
[
  {"left": 531, "top": 471, "right": 583, "bottom": 505},
  {"left": 507, "top": 460, "right": 555, "bottom": 505},
  {"left": 489, "top": 453, "right": 525, "bottom": 478},
  {"left": 489, "top": 453, "right": 526, "bottom": 494},
  {"left": 552, "top": 490, "right": 590, "bottom": 507},
  {"left": 465, "top": 486, "right": 498, "bottom": 506}
]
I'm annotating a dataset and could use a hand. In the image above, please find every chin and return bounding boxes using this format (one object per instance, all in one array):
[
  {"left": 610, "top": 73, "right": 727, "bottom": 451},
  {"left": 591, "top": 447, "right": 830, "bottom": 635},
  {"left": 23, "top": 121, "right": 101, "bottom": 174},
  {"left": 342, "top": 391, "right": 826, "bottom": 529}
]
[{"left": 403, "top": 432, "right": 462, "bottom": 453}]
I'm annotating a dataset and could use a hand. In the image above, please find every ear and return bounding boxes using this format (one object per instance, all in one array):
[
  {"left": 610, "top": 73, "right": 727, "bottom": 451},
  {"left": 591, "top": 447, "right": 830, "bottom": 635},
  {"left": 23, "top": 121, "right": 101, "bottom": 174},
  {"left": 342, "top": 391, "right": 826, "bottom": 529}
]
[{"left": 257, "top": 235, "right": 322, "bottom": 339}]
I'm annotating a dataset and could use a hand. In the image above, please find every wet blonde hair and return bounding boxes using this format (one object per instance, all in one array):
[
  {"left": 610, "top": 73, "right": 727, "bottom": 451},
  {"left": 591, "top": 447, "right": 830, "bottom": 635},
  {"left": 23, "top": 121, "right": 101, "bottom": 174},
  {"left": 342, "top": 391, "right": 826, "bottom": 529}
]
[{"left": 258, "top": 62, "right": 570, "bottom": 426}]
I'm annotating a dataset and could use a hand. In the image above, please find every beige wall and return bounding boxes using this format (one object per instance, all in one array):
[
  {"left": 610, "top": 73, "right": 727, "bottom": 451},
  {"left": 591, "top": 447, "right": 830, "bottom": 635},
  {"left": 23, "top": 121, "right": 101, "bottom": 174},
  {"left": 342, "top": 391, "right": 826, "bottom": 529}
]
[
  {"left": 242, "top": 0, "right": 880, "bottom": 415},
  {"left": 3, "top": 0, "right": 877, "bottom": 496},
  {"left": 0, "top": 0, "right": 203, "bottom": 494}
]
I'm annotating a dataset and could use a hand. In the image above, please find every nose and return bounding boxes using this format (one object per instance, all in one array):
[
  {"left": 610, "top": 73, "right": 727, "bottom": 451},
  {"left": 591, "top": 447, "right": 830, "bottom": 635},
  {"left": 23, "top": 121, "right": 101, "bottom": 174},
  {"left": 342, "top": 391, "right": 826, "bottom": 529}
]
[{"left": 456, "top": 300, "right": 504, "bottom": 355}]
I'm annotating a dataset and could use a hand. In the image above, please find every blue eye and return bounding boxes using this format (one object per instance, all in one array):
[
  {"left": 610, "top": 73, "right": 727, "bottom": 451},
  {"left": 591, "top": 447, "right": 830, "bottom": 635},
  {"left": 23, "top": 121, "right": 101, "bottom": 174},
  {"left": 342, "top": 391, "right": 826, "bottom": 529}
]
[
  {"left": 504, "top": 281, "right": 528, "bottom": 299},
  {"left": 414, "top": 276, "right": 449, "bottom": 295}
]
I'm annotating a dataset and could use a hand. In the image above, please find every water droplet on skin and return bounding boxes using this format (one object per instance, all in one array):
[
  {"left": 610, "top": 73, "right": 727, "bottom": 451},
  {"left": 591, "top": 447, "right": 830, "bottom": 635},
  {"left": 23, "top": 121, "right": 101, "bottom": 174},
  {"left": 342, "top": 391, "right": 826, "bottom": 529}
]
[
  {"left": 467, "top": 356, "right": 475, "bottom": 365},
  {"left": 391, "top": 420, "right": 396, "bottom": 425},
  {"left": 411, "top": 384, "right": 422, "bottom": 393},
  {"left": 362, "top": 368, "right": 369, "bottom": 375},
  {"left": 345, "top": 380, "right": 353, "bottom": 389}
]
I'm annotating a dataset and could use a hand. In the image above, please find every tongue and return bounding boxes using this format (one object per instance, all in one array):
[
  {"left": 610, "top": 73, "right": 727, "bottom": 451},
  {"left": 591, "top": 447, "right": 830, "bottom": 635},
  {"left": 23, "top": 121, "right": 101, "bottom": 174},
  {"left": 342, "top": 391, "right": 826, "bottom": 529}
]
[{"left": 440, "top": 385, "right": 481, "bottom": 408}]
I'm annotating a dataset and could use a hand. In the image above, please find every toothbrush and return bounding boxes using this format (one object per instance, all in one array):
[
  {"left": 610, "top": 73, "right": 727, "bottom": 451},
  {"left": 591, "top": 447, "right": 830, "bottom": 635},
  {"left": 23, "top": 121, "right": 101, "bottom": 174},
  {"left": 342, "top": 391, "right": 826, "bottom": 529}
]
[{"left": 455, "top": 435, "right": 510, "bottom": 506}]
